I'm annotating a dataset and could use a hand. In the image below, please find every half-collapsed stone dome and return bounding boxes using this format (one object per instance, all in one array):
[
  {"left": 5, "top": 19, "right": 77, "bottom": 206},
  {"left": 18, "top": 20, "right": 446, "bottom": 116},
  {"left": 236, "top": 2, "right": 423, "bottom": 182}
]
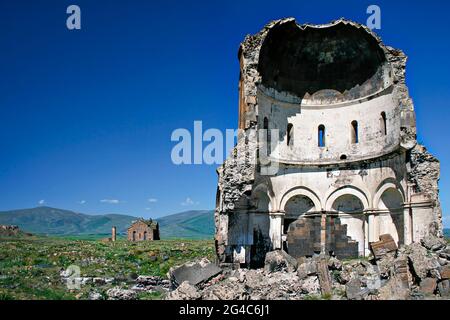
[{"left": 258, "top": 20, "right": 391, "bottom": 103}]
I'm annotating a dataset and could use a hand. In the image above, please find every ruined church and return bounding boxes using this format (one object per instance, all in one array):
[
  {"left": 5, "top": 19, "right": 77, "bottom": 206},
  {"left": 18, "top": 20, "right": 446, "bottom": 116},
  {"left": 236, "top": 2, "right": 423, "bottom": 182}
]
[
  {"left": 127, "top": 219, "right": 160, "bottom": 242},
  {"left": 215, "top": 18, "right": 443, "bottom": 267}
]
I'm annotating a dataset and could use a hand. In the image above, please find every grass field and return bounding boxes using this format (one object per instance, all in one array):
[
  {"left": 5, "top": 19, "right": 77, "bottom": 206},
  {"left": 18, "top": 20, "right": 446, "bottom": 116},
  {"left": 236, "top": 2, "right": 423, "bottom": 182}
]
[{"left": 0, "top": 237, "right": 215, "bottom": 300}]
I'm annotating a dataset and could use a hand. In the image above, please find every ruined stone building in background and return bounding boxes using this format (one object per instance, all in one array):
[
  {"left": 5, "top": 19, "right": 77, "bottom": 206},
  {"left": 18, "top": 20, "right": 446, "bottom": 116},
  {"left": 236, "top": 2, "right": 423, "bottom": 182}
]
[
  {"left": 215, "top": 18, "right": 443, "bottom": 267},
  {"left": 127, "top": 219, "right": 160, "bottom": 241}
]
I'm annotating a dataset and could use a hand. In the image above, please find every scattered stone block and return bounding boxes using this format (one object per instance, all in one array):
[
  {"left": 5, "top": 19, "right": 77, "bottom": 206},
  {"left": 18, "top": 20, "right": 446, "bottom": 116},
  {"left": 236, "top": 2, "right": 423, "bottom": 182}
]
[
  {"left": 345, "top": 278, "right": 363, "bottom": 300},
  {"left": 376, "top": 252, "right": 396, "bottom": 278},
  {"left": 393, "top": 256, "right": 410, "bottom": 288},
  {"left": 300, "top": 276, "right": 321, "bottom": 295},
  {"left": 370, "top": 234, "right": 398, "bottom": 259},
  {"left": 168, "top": 259, "right": 222, "bottom": 288},
  {"left": 439, "top": 265, "right": 450, "bottom": 279},
  {"left": 166, "top": 281, "right": 201, "bottom": 300},
  {"left": 297, "top": 259, "right": 317, "bottom": 279},
  {"left": 438, "top": 257, "right": 447, "bottom": 266},
  {"left": 419, "top": 278, "right": 437, "bottom": 295},
  {"left": 421, "top": 234, "right": 447, "bottom": 251},
  {"left": 378, "top": 275, "right": 410, "bottom": 300},
  {"left": 133, "top": 275, "right": 170, "bottom": 291},
  {"left": 365, "top": 264, "right": 382, "bottom": 290},
  {"left": 328, "top": 256, "right": 342, "bottom": 271},
  {"left": 317, "top": 258, "right": 332, "bottom": 295},
  {"left": 106, "top": 287, "right": 137, "bottom": 300},
  {"left": 438, "top": 280, "right": 450, "bottom": 297},
  {"left": 405, "top": 243, "right": 429, "bottom": 280},
  {"left": 264, "top": 250, "right": 298, "bottom": 273}
]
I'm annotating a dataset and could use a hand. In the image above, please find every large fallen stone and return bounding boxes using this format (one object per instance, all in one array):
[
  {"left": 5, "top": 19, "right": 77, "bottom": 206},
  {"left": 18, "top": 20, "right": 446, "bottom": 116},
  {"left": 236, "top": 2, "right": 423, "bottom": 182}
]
[
  {"left": 419, "top": 278, "right": 437, "bottom": 295},
  {"left": 328, "top": 256, "right": 342, "bottom": 271},
  {"left": 132, "top": 275, "right": 170, "bottom": 292},
  {"left": 335, "top": 268, "right": 351, "bottom": 285},
  {"left": 438, "top": 280, "right": 450, "bottom": 297},
  {"left": 439, "top": 265, "right": 450, "bottom": 280},
  {"left": 393, "top": 255, "right": 410, "bottom": 288},
  {"left": 439, "top": 248, "right": 450, "bottom": 261},
  {"left": 300, "top": 276, "right": 320, "bottom": 295},
  {"left": 378, "top": 275, "right": 410, "bottom": 300},
  {"left": 136, "top": 275, "right": 169, "bottom": 286},
  {"left": 242, "top": 269, "right": 265, "bottom": 289},
  {"left": 421, "top": 234, "right": 447, "bottom": 251},
  {"left": 265, "top": 272, "right": 303, "bottom": 299},
  {"left": 376, "top": 252, "right": 396, "bottom": 278},
  {"left": 316, "top": 258, "right": 332, "bottom": 295},
  {"left": 404, "top": 243, "right": 432, "bottom": 280},
  {"left": 345, "top": 278, "right": 364, "bottom": 300},
  {"left": 106, "top": 287, "right": 137, "bottom": 300},
  {"left": 365, "top": 264, "right": 382, "bottom": 290},
  {"left": 264, "top": 250, "right": 298, "bottom": 273},
  {"left": 370, "top": 234, "right": 398, "bottom": 259},
  {"left": 376, "top": 253, "right": 410, "bottom": 287},
  {"left": 168, "top": 258, "right": 222, "bottom": 288},
  {"left": 443, "top": 247, "right": 450, "bottom": 257},
  {"left": 166, "top": 281, "right": 201, "bottom": 300},
  {"left": 297, "top": 259, "right": 317, "bottom": 279}
]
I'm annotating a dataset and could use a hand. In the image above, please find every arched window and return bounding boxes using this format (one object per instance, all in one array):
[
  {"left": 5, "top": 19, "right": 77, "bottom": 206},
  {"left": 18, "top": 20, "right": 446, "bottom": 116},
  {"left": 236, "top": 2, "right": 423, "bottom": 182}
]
[
  {"left": 132, "top": 231, "right": 136, "bottom": 241},
  {"left": 318, "top": 125, "right": 325, "bottom": 147},
  {"left": 263, "top": 117, "right": 269, "bottom": 130},
  {"left": 263, "top": 117, "right": 270, "bottom": 151},
  {"left": 351, "top": 121, "right": 359, "bottom": 144},
  {"left": 380, "top": 112, "right": 387, "bottom": 135},
  {"left": 143, "top": 231, "right": 147, "bottom": 240},
  {"left": 287, "top": 123, "right": 293, "bottom": 146},
  {"left": 263, "top": 117, "right": 269, "bottom": 141}
]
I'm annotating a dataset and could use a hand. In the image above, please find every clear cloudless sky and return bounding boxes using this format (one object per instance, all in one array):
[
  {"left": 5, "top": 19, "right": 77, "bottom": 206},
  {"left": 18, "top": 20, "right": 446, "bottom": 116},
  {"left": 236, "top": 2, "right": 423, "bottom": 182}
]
[{"left": 0, "top": 0, "right": 449, "bottom": 225}]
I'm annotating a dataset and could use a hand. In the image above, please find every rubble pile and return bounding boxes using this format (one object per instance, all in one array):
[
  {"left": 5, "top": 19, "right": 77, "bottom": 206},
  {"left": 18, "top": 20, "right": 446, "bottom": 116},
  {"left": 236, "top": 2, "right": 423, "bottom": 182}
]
[{"left": 166, "top": 234, "right": 450, "bottom": 300}]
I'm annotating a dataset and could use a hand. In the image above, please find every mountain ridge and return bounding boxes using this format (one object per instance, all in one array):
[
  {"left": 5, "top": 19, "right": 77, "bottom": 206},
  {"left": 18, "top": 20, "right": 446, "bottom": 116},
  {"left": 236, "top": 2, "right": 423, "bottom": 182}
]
[
  {"left": 157, "top": 210, "right": 214, "bottom": 239},
  {"left": 0, "top": 206, "right": 214, "bottom": 239}
]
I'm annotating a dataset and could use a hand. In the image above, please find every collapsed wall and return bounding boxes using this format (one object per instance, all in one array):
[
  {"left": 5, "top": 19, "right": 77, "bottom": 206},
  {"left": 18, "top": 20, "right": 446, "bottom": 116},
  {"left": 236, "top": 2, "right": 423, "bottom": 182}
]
[{"left": 215, "top": 18, "right": 443, "bottom": 267}]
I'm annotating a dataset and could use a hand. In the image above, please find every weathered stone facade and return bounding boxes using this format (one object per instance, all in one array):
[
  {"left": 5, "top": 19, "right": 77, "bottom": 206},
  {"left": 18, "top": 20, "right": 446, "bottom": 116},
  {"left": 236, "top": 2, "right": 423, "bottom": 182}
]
[
  {"left": 127, "top": 219, "right": 160, "bottom": 241},
  {"left": 215, "top": 18, "right": 443, "bottom": 266}
]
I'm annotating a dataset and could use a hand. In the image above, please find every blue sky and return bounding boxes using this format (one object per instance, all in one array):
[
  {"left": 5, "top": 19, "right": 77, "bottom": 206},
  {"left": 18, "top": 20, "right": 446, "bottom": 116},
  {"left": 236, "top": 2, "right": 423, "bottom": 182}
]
[{"left": 0, "top": 0, "right": 449, "bottom": 225}]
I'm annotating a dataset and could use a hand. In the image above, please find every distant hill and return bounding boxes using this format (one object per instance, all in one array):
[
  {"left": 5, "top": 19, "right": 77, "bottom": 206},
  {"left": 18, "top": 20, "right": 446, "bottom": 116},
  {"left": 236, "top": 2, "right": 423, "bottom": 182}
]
[
  {"left": 0, "top": 207, "right": 215, "bottom": 239},
  {"left": 0, "top": 207, "right": 136, "bottom": 236},
  {"left": 157, "top": 210, "right": 214, "bottom": 239},
  {"left": 445, "top": 228, "right": 450, "bottom": 239}
]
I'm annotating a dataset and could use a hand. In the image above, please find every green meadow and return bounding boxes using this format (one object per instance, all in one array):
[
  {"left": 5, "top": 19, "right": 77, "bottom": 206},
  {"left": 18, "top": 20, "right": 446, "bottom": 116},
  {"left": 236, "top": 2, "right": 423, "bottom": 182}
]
[{"left": 0, "top": 236, "right": 214, "bottom": 300}]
